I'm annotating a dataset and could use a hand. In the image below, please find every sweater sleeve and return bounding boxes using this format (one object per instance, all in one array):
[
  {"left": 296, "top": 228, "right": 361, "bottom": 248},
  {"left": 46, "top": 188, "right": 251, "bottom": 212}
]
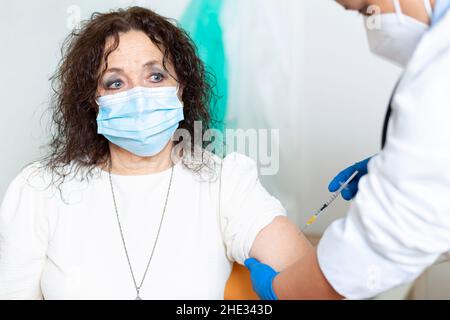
[
  {"left": 219, "top": 153, "right": 287, "bottom": 265},
  {"left": 0, "top": 165, "right": 51, "bottom": 299}
]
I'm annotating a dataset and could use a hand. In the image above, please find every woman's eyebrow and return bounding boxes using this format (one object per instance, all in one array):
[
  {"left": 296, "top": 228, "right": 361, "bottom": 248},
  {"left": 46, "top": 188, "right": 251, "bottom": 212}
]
[
  {"left": 104, "top": 67, "right": 124, "bottom": 75},
  {"left": 104, "top": 60, "right": 161, "bottom": 74},
  {"left": 143, "top": 60, "right": 162, "bottom": 68}
]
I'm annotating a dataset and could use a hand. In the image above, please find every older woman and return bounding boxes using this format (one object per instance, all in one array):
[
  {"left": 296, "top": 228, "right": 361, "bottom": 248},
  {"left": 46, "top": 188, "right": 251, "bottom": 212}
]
[{"left": 0, "top": 7, "right": 310, "bottom": 299}]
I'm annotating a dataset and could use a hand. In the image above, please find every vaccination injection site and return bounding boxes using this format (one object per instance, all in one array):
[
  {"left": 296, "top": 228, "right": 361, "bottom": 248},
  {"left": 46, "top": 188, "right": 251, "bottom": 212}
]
[{"left": 1, "top": 0, "right": 450, "bottom": 313}]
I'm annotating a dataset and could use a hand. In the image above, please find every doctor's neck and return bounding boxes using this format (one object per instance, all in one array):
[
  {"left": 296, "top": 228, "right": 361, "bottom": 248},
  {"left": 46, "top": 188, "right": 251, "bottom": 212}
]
[{"left": 107, "top": 141, "right": 174, "bottom": 176}]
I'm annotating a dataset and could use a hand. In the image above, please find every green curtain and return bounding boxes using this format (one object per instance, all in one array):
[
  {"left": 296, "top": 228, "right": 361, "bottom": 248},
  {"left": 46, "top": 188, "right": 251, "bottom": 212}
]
[{"left": 180, "top": 0, "right": 228, "bottom": 133}]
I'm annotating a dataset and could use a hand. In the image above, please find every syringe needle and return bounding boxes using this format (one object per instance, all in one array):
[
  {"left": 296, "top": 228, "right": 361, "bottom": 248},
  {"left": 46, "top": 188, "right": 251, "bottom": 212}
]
[{"left": 301, "top": 170, "right": 359, "bottom": 231}]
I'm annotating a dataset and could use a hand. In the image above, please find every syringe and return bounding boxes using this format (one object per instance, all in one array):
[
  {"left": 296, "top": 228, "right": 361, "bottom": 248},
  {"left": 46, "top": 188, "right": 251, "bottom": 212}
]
[{"left": 302, "top": 170, "right": 359, "bottom": 230}]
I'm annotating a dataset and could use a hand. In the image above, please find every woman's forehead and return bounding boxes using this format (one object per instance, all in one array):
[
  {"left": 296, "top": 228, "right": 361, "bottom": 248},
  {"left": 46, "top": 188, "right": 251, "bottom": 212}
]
[{"left": 103, "top": 30, "right": 165, "bottom": 68}]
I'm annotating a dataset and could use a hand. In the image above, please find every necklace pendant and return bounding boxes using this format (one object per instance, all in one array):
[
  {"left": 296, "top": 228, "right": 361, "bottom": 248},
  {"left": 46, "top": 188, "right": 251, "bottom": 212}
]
[{"left": 135, "top": 295, "right": 142, "bottom": 300}]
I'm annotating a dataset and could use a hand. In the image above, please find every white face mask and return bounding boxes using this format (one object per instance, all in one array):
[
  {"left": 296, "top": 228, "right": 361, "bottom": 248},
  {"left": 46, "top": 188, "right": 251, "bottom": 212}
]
[{"left": 364, "top": 0, "right": 432, "bottom": 68}]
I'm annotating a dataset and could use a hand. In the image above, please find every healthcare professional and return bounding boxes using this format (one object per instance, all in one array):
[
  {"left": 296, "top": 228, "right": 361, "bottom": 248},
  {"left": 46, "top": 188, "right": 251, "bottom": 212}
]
[{"left": 245, "top": 0, "right": 450, "bottom": 299}]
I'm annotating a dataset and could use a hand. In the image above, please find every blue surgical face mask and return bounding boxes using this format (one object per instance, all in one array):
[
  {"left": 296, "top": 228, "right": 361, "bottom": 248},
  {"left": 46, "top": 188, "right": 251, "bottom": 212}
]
[{"left": 96, "top": 86, "right": 184, "bottom": 157}]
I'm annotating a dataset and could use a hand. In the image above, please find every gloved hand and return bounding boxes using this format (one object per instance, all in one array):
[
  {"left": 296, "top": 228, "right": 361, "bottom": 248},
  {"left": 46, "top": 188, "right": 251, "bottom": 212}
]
[
  {"left": 328, "top": 157, "right": 372, "bottom": 201},
  {"left": 244, "top": 258, "right": 279, "bottom": 300}
]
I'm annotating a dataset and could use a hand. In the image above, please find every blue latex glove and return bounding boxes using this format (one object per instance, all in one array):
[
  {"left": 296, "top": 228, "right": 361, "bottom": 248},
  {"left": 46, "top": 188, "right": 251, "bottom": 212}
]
[
  {"left": 244, "top": 258, "right": 279, "bottom": 300},
  {"left": 328, "top": 157, "right": 372, "bottom": 201}
]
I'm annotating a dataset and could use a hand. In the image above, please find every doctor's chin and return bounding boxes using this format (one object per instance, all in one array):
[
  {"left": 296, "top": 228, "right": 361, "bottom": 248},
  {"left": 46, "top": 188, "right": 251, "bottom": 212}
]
[{"left": 1, "top": 0, "right": 450, "bottom": 309}]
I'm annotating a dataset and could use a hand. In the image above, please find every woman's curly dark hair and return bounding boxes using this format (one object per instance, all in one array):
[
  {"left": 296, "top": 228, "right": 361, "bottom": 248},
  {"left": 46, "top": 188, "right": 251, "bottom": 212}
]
[{"left": 42, "top": 6, "right": 217, "bottom": 186}]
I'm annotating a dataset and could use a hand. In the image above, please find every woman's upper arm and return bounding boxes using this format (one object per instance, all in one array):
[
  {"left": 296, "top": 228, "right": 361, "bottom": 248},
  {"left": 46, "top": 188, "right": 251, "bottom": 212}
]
[
  {"left": 220, "top": 153, "right": 310, "bottom": 267},
  {"left": 250, "top": 216, "right": 312, "bottom": 272},
  {"left": 0, "top": 166, "right": 49, "bottom": 299}
]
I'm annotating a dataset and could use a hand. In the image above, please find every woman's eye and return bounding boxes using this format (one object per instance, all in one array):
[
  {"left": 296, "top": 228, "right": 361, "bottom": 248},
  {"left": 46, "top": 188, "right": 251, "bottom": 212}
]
[
  {"left": 107, "top": 80, "right": 123, "bottom": 90},
  {"left": 149, "top": 72, "right": 164, "bottom": 83}
]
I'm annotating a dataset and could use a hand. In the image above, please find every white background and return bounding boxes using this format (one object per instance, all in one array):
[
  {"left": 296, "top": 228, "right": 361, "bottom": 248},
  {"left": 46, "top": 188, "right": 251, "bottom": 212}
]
[{"left": 0, "top": 0, "right": 445, "bottom": 298}]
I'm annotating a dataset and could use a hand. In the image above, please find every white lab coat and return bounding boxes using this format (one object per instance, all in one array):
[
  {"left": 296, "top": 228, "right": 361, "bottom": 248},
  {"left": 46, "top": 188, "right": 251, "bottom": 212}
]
[{"left": 317, "top": 10, "right": 450, "bottom": 299}]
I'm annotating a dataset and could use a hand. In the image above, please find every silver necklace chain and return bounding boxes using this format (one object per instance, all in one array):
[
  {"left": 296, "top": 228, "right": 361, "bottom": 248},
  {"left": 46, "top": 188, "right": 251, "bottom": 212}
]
[{"left": 107, "top": 160, "right": 174, "bottom": 300}]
